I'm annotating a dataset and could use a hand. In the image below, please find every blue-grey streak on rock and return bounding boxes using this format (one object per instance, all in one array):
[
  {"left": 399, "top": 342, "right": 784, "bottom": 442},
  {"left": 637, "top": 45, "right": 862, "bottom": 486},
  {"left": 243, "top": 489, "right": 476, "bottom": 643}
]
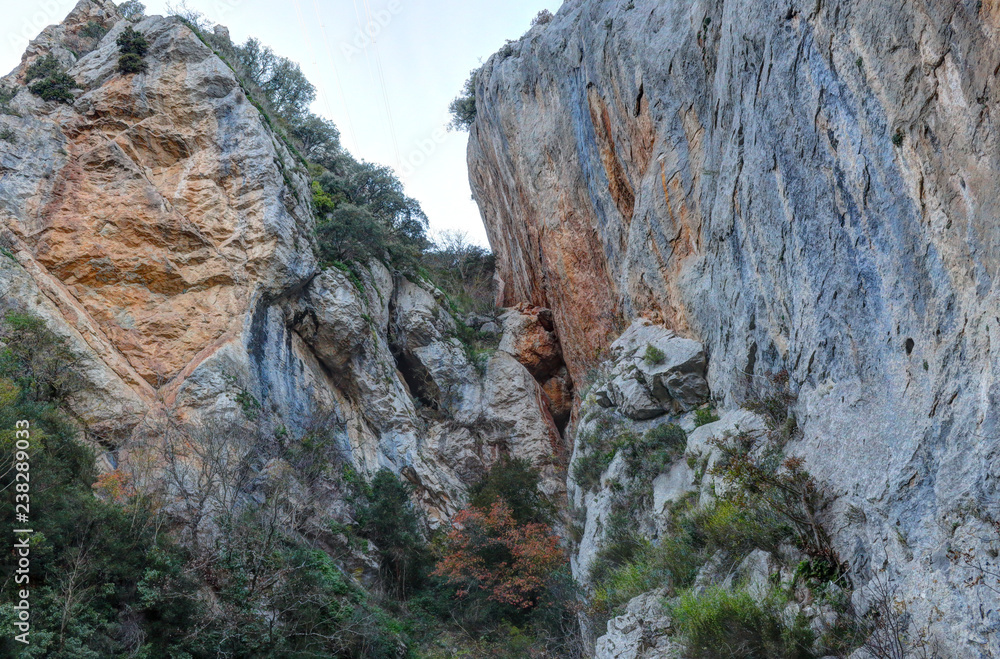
[{"left": 468, "top": 0, "right": 1000, "bottom": 653}]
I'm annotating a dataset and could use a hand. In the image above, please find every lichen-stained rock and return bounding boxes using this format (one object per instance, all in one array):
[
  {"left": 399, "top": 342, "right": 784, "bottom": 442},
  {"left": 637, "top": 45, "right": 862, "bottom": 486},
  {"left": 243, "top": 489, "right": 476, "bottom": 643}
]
[{"left": 469, "top": 0, "right": 1000, "bottom": 651}]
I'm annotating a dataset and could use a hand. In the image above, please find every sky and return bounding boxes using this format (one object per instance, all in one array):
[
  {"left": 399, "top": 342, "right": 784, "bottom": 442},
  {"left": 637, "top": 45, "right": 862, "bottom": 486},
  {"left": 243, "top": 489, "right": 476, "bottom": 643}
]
[{"left": 1, "top": 0, "right": 563, "bottom": 247}]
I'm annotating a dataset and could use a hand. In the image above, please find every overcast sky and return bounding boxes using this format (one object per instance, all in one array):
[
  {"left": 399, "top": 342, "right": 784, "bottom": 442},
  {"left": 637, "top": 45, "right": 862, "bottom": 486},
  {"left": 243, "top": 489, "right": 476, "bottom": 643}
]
[{"left": 1, "top": 0, "right": 562, "bottom": 247}]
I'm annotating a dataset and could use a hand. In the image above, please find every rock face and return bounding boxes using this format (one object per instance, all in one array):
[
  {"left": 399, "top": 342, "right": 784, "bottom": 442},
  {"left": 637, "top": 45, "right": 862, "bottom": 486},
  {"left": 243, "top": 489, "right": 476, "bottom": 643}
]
[
  {"left": 0, "top": 1, "right": 562, "bottom": 528},
  {"left": 593, "top": 319, "right": 709, "bottom": 418},
  {"left": 593, "top": 590, "right": 679, "bottom": 659},
  {"left": 469, "top": 0, "right": 1000, "bottom": 654}
]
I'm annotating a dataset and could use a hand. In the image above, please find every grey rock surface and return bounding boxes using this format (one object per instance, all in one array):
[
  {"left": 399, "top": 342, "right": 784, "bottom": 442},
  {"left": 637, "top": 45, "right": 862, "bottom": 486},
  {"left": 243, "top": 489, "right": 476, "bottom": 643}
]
[{"left": 469, "top": 0, "right": 1000, "bottom": 652}]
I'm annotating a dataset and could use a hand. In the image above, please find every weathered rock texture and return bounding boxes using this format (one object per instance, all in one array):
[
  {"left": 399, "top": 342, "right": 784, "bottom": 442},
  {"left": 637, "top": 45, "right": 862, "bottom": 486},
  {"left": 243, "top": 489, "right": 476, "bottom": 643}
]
[
  {"left": 469, "top": 0, "right": 1000, "bottom": 654},
  {"left": 0, "top": 1, "right": 561, "bottom": 528}
]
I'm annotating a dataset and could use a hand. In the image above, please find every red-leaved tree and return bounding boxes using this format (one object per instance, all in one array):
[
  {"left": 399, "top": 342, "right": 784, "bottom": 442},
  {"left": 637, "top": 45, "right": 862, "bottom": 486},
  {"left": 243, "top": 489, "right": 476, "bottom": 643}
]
[{"left": 433, "top": 500, "right": 565, "bottom": 608}]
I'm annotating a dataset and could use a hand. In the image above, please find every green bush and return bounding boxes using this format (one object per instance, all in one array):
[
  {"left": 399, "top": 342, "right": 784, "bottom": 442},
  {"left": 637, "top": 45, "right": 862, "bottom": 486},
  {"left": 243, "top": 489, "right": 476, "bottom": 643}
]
[
  {"left": 694, "top": 406, "right": 719, "bottom": 427},
  {"left": 623, "top": 423, "right": 686, "bottom": 483},
  {"left": 80, "top": 20, "right": 107, "bottom": 40},
  {"left": 588, "top": 512, "right": 648, "bottom": 585},
  {"left": 572, "top": 449, "right": 614, "bottom": 491},
  {"left": 117, "top": 26, "right": 149, "bottom": 74},
  {"left": 699, "top": 500, "right": 789, "bottom": 556},
  {"left": 352, "top": 468, "right": 431, "bottom": 598},
  {"left": 118, "top": 52, "right": 147, "bottom": 73},
  {"left": 592, "top": 534, "right": 703, "bottom": 616},
  {"left": 24, "top": 54, "right": 61, "bottom": 83},
  {"left": 468, "top": 456, "right": 553, "bottom": 525},
  {"left": 0, "top": 83, "right": 16, "bottom": 115},
  {"left": 0, "top": 126, "right": 14, "bottom": 143},
  {"left": 671, "top": 587, "right": 815, "bottom": 659},
  {"left": 643, "top": 343, "right": 665, "bottom": 365},
  {"left": 29, "top": 73, "right": 75, "bottom": 103},
  {"left": 448, "top": 68, "right": 480, "bottom": 130},
  {"left": 25, "top": 55, "right": 76, "bottom": 103}
]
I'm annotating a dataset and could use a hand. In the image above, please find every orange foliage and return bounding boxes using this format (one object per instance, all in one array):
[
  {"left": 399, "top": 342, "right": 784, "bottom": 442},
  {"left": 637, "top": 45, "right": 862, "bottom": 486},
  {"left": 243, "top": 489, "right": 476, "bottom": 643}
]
[
  {"left": 93, "top": 469, "right": 137, "bottom": 503},
  {"left": 433, "top": 500, "right": 565, "bottom": 608}
]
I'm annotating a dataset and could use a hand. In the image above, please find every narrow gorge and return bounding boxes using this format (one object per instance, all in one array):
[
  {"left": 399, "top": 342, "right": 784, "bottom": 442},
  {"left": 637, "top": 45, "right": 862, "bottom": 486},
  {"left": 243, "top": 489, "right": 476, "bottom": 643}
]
[{"left": 0, "top": 0, "right": 997, "bottom": 657}]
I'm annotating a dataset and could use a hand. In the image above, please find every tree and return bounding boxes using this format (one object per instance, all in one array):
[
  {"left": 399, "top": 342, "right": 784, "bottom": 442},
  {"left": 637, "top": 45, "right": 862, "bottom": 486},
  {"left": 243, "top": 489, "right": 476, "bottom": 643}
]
[
  {"left": 433, "top": 500, "right": 564, "bottom": 608},
  {"left": 468, "top": 456, "right": 553, "bottom": 525},
  {"left": 233, "top": 38, "right": 316, "bottom": 123},
  {"left": 352, "top": 469, "right": 430, "bottom": 598},
  {"left": 448, "top": 68, "right": 480, "bottom": 131},
  {"left": 118, "top": 0, "right": 145, "bottom": 21},
  {"left": 117, "top": 26, "right": 149, "bottom": 74},
  {"left": 290, "top": 113, "right": 341, "bottom": 167}
]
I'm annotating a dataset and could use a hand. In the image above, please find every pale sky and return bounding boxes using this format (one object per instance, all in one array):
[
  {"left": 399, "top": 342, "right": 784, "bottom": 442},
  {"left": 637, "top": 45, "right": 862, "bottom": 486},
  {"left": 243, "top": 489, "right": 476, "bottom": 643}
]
[{"left": 1, "top": 0, "right": 563, "bottom": 247}]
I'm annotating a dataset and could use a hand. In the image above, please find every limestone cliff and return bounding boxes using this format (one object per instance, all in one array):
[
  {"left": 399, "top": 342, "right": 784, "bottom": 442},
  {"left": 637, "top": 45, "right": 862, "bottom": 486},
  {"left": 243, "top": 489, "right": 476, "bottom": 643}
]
[
  {"left": 469, "top": 0, "right": 1000, "bottom": 655},
  {"left": 0, "top": 0, "right": 562, "bottom": 528}
]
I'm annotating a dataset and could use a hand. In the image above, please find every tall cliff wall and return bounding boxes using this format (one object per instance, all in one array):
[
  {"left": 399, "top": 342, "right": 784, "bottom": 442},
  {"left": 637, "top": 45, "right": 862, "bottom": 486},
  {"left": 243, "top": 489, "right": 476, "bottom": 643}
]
[
  {"left": 0, "top": 0, "right": 563, "bottom": 528},
  {"left": 469, "top": 0, "right": 1000, "bottom": 653}
]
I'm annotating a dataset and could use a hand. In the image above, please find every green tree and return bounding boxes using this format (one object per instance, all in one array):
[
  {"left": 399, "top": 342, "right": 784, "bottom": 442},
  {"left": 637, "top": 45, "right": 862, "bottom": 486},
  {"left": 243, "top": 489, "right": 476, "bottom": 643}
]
[
  {"left": 468, "top": 456, "right": 553, "bottom": 525},
  {"left": 353, "top": 469, "right": 430, "bottom": 598},
  {"left": 449, "top": 68, "right": 480, "bottom": 130}
]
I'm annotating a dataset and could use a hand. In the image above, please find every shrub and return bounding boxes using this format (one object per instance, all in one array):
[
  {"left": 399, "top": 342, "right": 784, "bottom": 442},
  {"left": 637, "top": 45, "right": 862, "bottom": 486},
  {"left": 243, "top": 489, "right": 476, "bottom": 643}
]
[
  {"left": 592, "top": 533, "right": 704, "bottom": 616},
  {"left": 352, "top": 468, "right": 431, "bottom": 598},
  {"left": 700, "top": 499, "right": 789, "bottom": 556},
  {"left": 891, "top": 130, "right": 904, "bottom": 147},
  {"left": 710, "top": 430, "right": 832, "bottom": 558},
  {"left": 531, "top": 9, "right": 554, "bottom": 26},
  {"left": 468, "top": 456, "right": 553, "bottom": 525},
  {"left": 24, "top": 54, "right": 61, "bottom": 83},
  {"left": 622, "top": 423, "right": 686, "bottom": 483},
  {"left": 433, "top": 500, "right": 565, "bottom": 609},
  {"left": 29, "top": 73, "right": 76, "bottom": 103},
  {"left": 80, "top": 20, "right": 108, "bottom": 40},
  {"left": 421, "top": 230, "right": 496, "bottom": 316},
  {"left": 25, "top": 55, "right": 76, "bottom": 103},
  {"left": 572, "top": 448, "right": 614, "bottom": 491},
  {"left": 0, "top": 83, "right": 16, "bottom": 115},
  {"left": 117, "top": 26, "right": 149, "bottom": 74},
  {"left": 117, "top": 27, "right": 149, "bottom": 56},
  {"left": 643, "top": 343, "right": 665, "bottom": 365},
  {"left": 119, "top": 0, "right": 145, "bottom": 21},
  {"left": 118, "top": 52, "right": 147, "bottom": 74},
  {"left": 448, "top": 68, "right": 480, "bottom": 130},
  {"left": 671, "top": 587, "right": 816, "bottom": 659},
  {"left": 0, "top": 126, "right": 14, "bottom": 143},
  {"left": 694, "top": 406, "right": 719, "bottom": 427},
  {"left": 588, "top": 512, "right": 648, "bottom": 585}
]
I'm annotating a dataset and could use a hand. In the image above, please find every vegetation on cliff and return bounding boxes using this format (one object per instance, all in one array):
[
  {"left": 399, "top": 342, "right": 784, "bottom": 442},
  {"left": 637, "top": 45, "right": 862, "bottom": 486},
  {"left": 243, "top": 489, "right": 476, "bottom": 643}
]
[{"left": 0, "top": 309, "right": 578, "bottom": 657}]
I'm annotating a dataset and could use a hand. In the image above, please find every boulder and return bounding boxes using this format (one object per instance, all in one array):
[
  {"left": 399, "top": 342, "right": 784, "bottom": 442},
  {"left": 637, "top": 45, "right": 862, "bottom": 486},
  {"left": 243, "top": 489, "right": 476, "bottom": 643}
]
[{"left": 594, "top": 589, "right": 680, "bottom": 659}]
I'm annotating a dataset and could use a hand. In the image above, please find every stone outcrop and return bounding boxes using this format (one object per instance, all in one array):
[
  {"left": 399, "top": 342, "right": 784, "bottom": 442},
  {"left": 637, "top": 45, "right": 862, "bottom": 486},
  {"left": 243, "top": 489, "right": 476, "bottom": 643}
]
[
  {"left": 498, "top": 303, "right": 574, "bottom": 429},
  {"left": 594, "top": 590, "right": 679, "bottom": 659},
  {"left": 469, "top": 0, "right": 1000, "bottom": 654},
  {"left": 0, "top": 1, "right": 562, "bottom": 529},
  {"left": 593, "top": 319, "right": 709, "bottom": 419}
]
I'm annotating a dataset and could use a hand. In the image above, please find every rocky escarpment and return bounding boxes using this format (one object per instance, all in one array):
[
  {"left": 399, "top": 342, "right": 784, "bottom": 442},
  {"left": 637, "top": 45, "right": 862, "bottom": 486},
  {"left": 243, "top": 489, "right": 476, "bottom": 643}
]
[
  {"left": 469, "top": 0, "right": 1000, "bottom": 655},
  {"left": 0, "top": 0, "right": 564, "bottom": 528}
]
